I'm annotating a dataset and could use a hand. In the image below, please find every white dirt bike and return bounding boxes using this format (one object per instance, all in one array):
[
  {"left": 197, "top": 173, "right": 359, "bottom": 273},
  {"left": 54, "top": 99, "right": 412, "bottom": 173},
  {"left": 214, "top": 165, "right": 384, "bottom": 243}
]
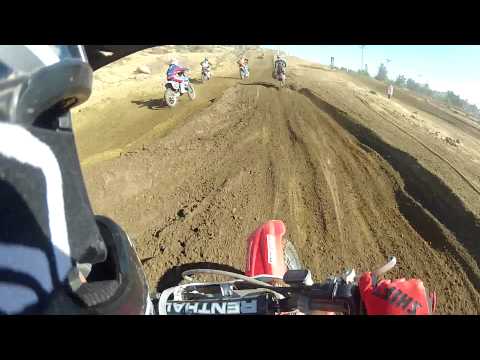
[
  {"left": 240, "top": 64, "right": 249, "bottom": 80},
  {"left": 164, "top": 71, "right": 196, "bottom": 108},
  {"left": 201, "top": 67, "right": 211, "bottom": 83}
]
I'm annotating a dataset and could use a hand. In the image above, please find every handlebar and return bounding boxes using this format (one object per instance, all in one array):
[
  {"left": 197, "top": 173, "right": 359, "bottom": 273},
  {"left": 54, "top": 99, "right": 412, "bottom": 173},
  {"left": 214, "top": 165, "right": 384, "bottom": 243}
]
[
  {"left": 295, "top": 280, "right": 361, "bottom": 314},
  {"left": 156, "top": 257, "right": 398, "bottom": 315},
  {"left": 276, "top": 257, "right": 397, "bottom": 314},
  {"left": 155, "top": 280, "right": 361, "bottom": 315}
]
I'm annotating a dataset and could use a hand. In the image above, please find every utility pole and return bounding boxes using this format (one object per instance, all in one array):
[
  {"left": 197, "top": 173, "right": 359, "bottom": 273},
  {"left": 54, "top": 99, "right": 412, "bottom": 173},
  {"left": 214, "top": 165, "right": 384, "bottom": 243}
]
[{"left": 359, "top": 45, "right": 366, "bottom": 71}]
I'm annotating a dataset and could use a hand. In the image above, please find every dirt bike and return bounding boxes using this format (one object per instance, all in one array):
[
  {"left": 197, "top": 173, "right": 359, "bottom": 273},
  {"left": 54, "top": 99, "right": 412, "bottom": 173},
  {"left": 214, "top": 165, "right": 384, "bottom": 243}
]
[
  {"left": 277, "top": 69, "right": 286, "bottom": 87},
  {"left": 164, "top": 71, "right": 196, "bottom": 108},
  {"left": 272, "top": 63, "right": 287, "bottom": 87},
  {"left": 201, "top": 67, "right": 211, "bottom": 83},
  {"left": 240, "top": 64, "right": 249, "bottom": 80},
  {"left": 152, "top": 220, "right": 402, "bottom": 315}
]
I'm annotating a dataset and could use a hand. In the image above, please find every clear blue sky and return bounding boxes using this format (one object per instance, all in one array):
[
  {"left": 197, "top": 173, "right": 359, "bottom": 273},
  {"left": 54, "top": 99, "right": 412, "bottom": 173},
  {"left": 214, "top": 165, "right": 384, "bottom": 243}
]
[{"left": 264, "top": 45, "right": 480, "bottom": 107}]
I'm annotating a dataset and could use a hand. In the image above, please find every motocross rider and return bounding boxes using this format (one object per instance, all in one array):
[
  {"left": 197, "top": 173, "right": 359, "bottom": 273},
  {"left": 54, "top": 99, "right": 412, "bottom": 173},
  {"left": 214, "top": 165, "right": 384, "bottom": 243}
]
[
  {"left": 166, "top": 58, "right": 189, "bottom": 94},
  {"left": 387, "top": 83, "right": 394, "bottom": 99},
  {"left": 238, "top": 56, "right": 248, "bottom": 69},
  {"left": 0, "top": 45, "right": 435, "bottom": 315},
  {"left": 274, "top": 54, "right": 287, "bottom": 77},
  {"left": 200, "top": 57, "right": 211, "bottom": 73}
]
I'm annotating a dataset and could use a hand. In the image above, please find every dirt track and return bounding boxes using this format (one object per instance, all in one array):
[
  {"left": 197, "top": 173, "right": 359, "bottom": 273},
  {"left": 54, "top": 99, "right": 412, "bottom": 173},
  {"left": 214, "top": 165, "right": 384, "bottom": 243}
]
[{"left": 75, "top": 48, "right": 480, "bottom": 314}]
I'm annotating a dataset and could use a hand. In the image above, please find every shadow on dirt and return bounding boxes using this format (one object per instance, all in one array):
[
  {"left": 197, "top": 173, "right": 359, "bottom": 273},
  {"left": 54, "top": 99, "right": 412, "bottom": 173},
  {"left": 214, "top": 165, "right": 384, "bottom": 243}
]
[
  {"left": 299, "top": 87, "right": 480, "bottom": 289},
  {"left": 155, "top": 262, "right": 244, "bottom": 293},
  {"left": 131, "top": 99, "right": 168, "bottom": 110},
  {"left": 240, "top": 82, "right": 278, "bottom": 89},
  {"left": 190, "top": 78, "right": 204, "bottom": 84},
  {"left": 216, "top": 76, "right": 241, "bottom": 80},
  {"left": 299, "top": 64, "right": 329, "bottom": 71}
]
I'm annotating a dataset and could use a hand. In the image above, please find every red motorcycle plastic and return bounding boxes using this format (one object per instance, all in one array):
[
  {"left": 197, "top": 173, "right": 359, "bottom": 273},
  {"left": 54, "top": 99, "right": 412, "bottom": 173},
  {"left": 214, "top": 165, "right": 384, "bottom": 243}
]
[{"left": 154, "top": 220, "right": 433, "bottom": 315}]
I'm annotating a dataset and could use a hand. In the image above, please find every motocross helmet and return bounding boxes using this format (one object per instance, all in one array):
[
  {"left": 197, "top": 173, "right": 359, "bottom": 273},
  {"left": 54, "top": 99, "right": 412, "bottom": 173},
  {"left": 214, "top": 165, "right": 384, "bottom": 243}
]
[{"left": 0, "top": 45, "right": 152, "bottom": 314}]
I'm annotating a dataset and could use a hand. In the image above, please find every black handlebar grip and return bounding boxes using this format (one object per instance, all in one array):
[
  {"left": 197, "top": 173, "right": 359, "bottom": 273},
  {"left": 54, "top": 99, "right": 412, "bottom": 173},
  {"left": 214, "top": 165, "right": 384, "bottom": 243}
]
[{"left": 305, "top": 282, "right": 361, "bottom": 315}]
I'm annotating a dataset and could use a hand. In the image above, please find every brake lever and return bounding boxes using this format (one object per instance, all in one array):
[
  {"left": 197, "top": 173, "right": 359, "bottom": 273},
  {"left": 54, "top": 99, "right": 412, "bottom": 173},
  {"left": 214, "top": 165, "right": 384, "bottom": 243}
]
[
  {"left": 347, "top": 256, "right": 397, "bottom": 284},
  {"left": 374, "top": 256, "right": 397, "bottom": 277}
]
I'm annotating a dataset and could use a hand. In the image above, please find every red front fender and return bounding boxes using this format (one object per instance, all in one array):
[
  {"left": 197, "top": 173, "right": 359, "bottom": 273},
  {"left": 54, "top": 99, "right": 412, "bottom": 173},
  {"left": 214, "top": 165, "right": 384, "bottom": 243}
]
[{"left": 245, "top": 220, "right": 288, "bottom": 278}]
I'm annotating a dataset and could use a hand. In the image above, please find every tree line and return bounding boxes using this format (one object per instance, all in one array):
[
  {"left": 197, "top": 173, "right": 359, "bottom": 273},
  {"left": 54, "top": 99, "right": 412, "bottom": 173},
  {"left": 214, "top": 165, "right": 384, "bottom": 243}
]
[{"left": 349, "top": 63, "right": 480, "bottom": 120}]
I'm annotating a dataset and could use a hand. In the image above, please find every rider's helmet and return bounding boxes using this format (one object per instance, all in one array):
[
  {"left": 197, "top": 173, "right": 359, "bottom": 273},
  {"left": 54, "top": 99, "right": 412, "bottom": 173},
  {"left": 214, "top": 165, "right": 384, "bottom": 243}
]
[
  {"left": 0, "top": 45, "right": 152, "bottom": 314},
  {"left": 204, "top": 57, "right": 208, "bottom": 62}
]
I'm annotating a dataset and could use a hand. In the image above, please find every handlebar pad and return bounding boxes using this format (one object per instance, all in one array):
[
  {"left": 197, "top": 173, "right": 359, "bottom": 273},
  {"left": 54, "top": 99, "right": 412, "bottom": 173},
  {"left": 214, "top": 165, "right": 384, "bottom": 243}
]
[{"left": 159, "top": 292, "right": 278, "bottom": 315}]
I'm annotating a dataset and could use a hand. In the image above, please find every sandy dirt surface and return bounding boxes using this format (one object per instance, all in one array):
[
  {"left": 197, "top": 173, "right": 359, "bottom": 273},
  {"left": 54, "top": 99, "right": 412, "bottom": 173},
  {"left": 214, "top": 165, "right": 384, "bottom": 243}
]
[{"left": 73, "top": 46, "right": 480, "bottom": 314}]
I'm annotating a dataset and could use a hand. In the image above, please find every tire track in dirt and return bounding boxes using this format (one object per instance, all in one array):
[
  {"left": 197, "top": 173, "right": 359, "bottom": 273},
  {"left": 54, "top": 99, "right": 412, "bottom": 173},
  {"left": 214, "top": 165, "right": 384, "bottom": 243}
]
[
  {"left": 357, "top": 95, "right": 480, "bottom": 197},
  {"left": 299, "top": 88, "right": 480, "bottom": 310},
  {"left": 82, "top": 56, "right": 480, "bottom": 313}
]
